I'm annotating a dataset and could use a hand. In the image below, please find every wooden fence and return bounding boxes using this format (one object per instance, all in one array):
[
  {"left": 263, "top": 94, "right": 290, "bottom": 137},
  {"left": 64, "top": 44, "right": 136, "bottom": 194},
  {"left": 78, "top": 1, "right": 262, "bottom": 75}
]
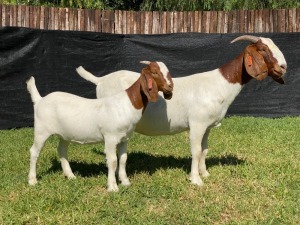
[{"left": 1, "top": 4, "right": 300, "bottom": 34}]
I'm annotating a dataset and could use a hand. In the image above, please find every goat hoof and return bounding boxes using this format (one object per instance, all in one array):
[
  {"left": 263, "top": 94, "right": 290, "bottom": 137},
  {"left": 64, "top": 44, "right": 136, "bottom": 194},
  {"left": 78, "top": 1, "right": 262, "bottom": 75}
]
[
  {"left": 189, "top": 176, "right": 204, "bottom": 186},
  {"left": 200, "top": 170, "right": 210, "bottom": 178},
  {"left": 107, "top": 183, "right": 119, "bottom": 192},
  {"left": 121, "top": 179, "right": 131, "bottom": 186},
  {"left": 66, "top": 174, "right": 76, "bottom": 179},
  {"left": 28, "top": 178, "right": 38, "bottom": 186}
]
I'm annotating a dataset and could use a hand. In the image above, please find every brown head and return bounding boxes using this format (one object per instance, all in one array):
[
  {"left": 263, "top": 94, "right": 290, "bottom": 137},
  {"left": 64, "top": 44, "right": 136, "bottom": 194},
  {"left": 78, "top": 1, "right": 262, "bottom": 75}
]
[
  {"left": 140, "top": 61, "right": 174, "bottom": 99},
  {"left": 126, "top": 61, "right": 174, "bottom": 112},
  {"left": 231, "top": 35, "right": 287, "bottom": 84}
]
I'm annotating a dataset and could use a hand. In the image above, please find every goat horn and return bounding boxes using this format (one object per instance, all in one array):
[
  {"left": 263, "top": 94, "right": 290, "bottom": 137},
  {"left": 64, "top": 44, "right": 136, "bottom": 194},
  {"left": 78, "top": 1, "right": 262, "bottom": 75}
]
[
  {"left": 140, "top": 61, "right": 151, "bottom": 65},
  {"left": 231, "top": 35, "right": 260, "bottom": 44}
]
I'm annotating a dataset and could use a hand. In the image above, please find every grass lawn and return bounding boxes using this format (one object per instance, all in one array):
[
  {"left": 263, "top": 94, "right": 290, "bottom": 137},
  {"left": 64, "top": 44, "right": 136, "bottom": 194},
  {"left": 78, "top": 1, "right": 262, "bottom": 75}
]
[{"left": 0, "top": 116, "right": 299, "bottom": 224}]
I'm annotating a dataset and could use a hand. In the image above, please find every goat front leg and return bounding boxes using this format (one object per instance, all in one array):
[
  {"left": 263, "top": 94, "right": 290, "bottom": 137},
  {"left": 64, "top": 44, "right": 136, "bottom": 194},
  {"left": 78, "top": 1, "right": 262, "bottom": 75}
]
[
  {"left": 105, "top": 138, "right": 119, "bottom": 192},
  {"left": 57, "top": 139, "right": 75, "bottom": 179},
  {"left": 189, "top": 125, "right": 206, "bottom": 186},
  {"left": 117, "top": 141, "right": 130, "bottom": 186},
  {"left": 199, "top": 129, "right": 210, "bottom": 178}
]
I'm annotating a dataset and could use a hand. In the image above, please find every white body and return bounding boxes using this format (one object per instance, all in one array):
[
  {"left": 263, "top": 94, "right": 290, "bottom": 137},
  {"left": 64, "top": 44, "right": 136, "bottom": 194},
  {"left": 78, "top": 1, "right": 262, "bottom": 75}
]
[
  {"left": 27, "top": 77, "right": 142, "bottom": 191},
  {"left": 77, "top": 67, "right": 242, "bottom": 185}
]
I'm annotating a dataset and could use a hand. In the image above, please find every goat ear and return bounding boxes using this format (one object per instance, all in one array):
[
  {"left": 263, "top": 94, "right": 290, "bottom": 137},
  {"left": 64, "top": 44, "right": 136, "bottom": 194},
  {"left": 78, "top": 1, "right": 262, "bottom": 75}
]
[
  {"left": 244, "top": 45, "right": 268, "bottom": 80},
  {"left": 141, "top": 68, "right": 158, "bottom": 102}
]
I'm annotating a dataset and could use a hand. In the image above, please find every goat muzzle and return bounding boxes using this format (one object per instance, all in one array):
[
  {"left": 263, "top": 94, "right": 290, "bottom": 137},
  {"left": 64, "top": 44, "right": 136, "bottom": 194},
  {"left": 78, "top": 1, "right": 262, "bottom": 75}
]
[{"left": 270, "top": 65, "right": 286, "bottom": 84}]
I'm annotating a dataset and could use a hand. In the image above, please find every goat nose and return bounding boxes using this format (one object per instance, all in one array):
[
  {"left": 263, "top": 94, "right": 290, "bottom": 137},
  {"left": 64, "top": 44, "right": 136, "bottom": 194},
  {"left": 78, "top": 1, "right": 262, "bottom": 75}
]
[{"left": 280, "top": 65, "right": 287, "bottom": 73}]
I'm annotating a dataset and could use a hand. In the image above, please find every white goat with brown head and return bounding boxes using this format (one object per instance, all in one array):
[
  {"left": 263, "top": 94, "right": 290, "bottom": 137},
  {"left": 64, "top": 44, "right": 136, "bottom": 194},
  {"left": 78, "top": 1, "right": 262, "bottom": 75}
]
[
  {"left": 76, "top": 35, "right": 287, "bottom": 186},
  {"left": 26, "top": 61, "right": 173, "bottom": 192}
]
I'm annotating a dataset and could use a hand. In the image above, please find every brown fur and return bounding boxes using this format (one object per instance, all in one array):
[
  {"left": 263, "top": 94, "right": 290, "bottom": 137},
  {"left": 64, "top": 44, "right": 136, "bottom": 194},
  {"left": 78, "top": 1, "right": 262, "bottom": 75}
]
[
  {"left": 126, "top": 65, "right": 167, "bottom": 112},
  {"left": 220, "top": 40, "right": 285, "bottom": 85}
]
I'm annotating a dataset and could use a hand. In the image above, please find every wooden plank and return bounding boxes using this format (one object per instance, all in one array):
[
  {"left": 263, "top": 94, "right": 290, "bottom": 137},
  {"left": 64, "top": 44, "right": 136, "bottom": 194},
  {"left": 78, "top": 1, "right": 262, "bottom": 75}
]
[
  {"left": 0, "top": 5, "right": 2, "bottom": 27},
  {"left": 272, "top": 9, "right": 277, "bottom": 32},
  {"left": 114, "top": 10, "right": 121, "bottom": 34},
  {"left": 197, "top": 11, "right": 202, "bottom": 32},
  {"left": 209, "top": 11, "right": 217, "bottom": 33},
  {"left": 296, "top": 8, "right": 300, "bottom": 32},
  {"left": 126, "top": 11, "right": 131, "bottom": 34},
  {"left": 277, "top": 9, "right": 285, "bottom": 32},
  {"left": 216, "top": 11, "right": 223, "bottom": 33},
  {"left": 262, "top": 9, "right": 269, "bottom": 32},
  {"left": 54, "top": 7, "right": 59, "bottom": 30},
  {"left": 73, "top": 8, "right": 78, "bottom": 31},
  {"left": 152, "top": 11, "right": 160, "bottom": 34},
  {"left": 40, "top": 6, "right": 45, "bottom": 29},
  {"left": 11, "top": 5, "right": 17, "bottom": 27},
  {"left": 146, "top": 11, "right": 153, "bottom": 34},
  {"left": 257, "top": 10, "right": 263, "bottom": 33},
  {"left": 94, "top": 9, "right": 101, "bottom": 32},
  {"left": 84, "top": 9, "right": 90, "bottom": 31},
  {"left": 172, "top": 11, "right": 178, "bottom": 33},
  {"left": 227, "top": 10, "right": 234, "bottom": 33},
  {"left": 248, "top": 10, "right": 254, "bottom": 33},
  {"left": 201, "top": 11, "right": 207, "bottom": 33},
  {"left": 239, "top": 10, "right": 244, "bottom": 33},
  {"left": 190, "top": 11, "right": 195, "bottom": 32},
  {"left": 193, "top": 11, "right": 199, "bottom": 32},
  {"left": 22, "top": 5, "right": 26, "bottom": 28},
  {"left": 223, "top": 11, "right": 229, "bottom": 33},
  {"left": 288, "top": 9, "right": 296, "bottom": 32},
  {"left": 61, "top": 8, "right": 67, "bottom": 30},
  {"left": 161, "top": 11, "right": 167, "bottom": 34},
  {"left": 4, "top": 5, "right": 9, "bottom": 27},
  {"left": 140, "top": 11, "right": 145, "bottom": 34},
  {"left": 179, "top": 11, "right": 184, "bottom": 32},
  {"left": 102, "top": 10, "right": 114, "bottom": 33},
  {"left": 130, "top": 11, "right": 134, "bottom": 34},
  {"left": 184, "top": 11, "right": 189, "bottom": 32},
  {"left": 28, "top": 6, "right": 33, "bottom": 28},
  {"left": 78, "top": 9, "right": 84, "bottom": 31},
  {"left": 166, "top": 11, "right": 172, "bottom": 33},
  {"left": 16, "top": 5, "right": 21, "bottom": 27},
  {"left": 136, "top": 11, "right": 141, "bottom": 34},
  {"left": 65, "top": 7, "right": 69, "bottom": 30}
]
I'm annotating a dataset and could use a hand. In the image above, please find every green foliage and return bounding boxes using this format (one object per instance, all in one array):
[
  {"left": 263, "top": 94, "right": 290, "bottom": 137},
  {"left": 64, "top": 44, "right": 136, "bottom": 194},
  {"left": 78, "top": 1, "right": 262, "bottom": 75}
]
[
  {"left": 140, "top": 0, "right": 300, "bottom": 11},
  {"left": 1, "top": 0, "right": 300, "bottom": 10},
  {"left": 0, "top": 116, "right": 299, "bottom": 224}
]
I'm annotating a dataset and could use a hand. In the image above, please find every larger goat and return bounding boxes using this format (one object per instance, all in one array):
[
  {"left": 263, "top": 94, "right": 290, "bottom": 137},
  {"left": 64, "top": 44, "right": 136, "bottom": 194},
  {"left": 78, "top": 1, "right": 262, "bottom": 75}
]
[
  {"left": 76, "top": 35, "right": 287, "bottom": 186},
  {"left": 27, "top": 61, "right": 173, "bottom": 192}
]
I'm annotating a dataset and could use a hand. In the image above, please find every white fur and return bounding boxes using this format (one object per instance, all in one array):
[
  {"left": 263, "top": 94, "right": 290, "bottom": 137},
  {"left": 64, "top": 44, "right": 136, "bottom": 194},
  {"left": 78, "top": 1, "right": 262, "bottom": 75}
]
[
  {"left": 27, "top": 75, "right": 147, "bottom": 192},
  {"left": 76, "top": 38, "right": 287, "bottom": 186}
]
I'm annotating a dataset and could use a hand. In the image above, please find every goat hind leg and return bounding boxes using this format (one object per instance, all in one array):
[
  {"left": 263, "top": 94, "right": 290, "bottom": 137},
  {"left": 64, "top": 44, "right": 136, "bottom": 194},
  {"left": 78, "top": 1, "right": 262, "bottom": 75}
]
[
  {"left": 28, "top": 133, "right": 49, "bottom": 185},
  {"left": 57, "top": 139, "right": 75, "bottom": 179}
]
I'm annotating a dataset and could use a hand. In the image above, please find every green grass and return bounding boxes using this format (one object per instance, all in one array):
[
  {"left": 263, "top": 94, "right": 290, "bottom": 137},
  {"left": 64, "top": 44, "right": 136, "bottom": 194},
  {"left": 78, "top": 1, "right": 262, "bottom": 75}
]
[{"left": 0, "top": 116, "right": 299, "bottom": 224}]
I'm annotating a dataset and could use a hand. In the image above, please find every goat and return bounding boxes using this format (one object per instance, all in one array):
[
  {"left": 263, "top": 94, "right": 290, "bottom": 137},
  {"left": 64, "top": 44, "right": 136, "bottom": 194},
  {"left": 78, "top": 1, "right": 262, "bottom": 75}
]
[
  {"left": 76, "top": 35, "right": 287, "bottom": 186},
  {"left": 26, "top": 61, "right": 174, "bottom": 192}
]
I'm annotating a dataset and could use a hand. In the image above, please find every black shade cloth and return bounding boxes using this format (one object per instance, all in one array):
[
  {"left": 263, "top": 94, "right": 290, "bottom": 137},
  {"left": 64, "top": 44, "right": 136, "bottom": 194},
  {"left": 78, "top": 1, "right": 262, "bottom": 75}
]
[{"left": 0, "top": 27, "right": 299, "bottom": 129}]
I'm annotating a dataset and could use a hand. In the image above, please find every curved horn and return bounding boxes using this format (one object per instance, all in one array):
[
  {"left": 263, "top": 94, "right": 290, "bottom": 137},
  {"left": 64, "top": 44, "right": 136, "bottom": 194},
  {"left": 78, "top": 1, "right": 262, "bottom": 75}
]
[
  {"left": 140, "top": 61, "right": 151, "bottom": 65},
  {"left": 231, "top": 35, "right": 260, "bottom": 44}
]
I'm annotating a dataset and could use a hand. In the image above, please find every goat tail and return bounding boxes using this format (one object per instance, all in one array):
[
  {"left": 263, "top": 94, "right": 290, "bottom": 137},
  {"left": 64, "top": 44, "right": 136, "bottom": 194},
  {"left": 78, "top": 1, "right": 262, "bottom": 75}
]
[
  {"left": 76, "top": 66, "right": 101, "bottom": 85},
  {"left": 26, "top": 76, "right": 42, "bottom": 104}
]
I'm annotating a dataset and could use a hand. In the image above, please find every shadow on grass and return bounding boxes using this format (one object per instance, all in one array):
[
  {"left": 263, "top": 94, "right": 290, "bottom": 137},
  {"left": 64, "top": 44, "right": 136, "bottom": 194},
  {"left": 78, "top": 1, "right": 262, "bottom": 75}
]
[{"left": 47, "top": 151, "right": 245, "bottom": 178}]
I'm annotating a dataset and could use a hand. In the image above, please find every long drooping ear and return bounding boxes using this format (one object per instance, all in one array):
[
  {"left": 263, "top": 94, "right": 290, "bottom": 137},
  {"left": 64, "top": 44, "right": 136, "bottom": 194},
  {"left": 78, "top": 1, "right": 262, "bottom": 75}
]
[
  {"left": 244, "top": 45, "right": 268, "bottom": 80},
  {"left": 140, "top": 68, "right": 158, "bottom": 102}
]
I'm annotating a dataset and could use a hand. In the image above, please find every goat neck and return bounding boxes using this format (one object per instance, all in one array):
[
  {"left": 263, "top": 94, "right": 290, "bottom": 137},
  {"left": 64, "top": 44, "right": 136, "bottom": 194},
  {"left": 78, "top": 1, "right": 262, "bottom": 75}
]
[
  {"left": 219, "top": 53, "right": 252, "bottom": 85},
  {"left": 126, "top": 79, "right": 147, "bottom": 112}
]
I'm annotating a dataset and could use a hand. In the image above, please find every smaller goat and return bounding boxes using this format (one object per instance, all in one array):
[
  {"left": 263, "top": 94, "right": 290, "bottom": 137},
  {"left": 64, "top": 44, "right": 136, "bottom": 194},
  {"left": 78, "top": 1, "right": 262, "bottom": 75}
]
[{"left": 27, "top": 61, "right": 173, "bottom": 192}]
